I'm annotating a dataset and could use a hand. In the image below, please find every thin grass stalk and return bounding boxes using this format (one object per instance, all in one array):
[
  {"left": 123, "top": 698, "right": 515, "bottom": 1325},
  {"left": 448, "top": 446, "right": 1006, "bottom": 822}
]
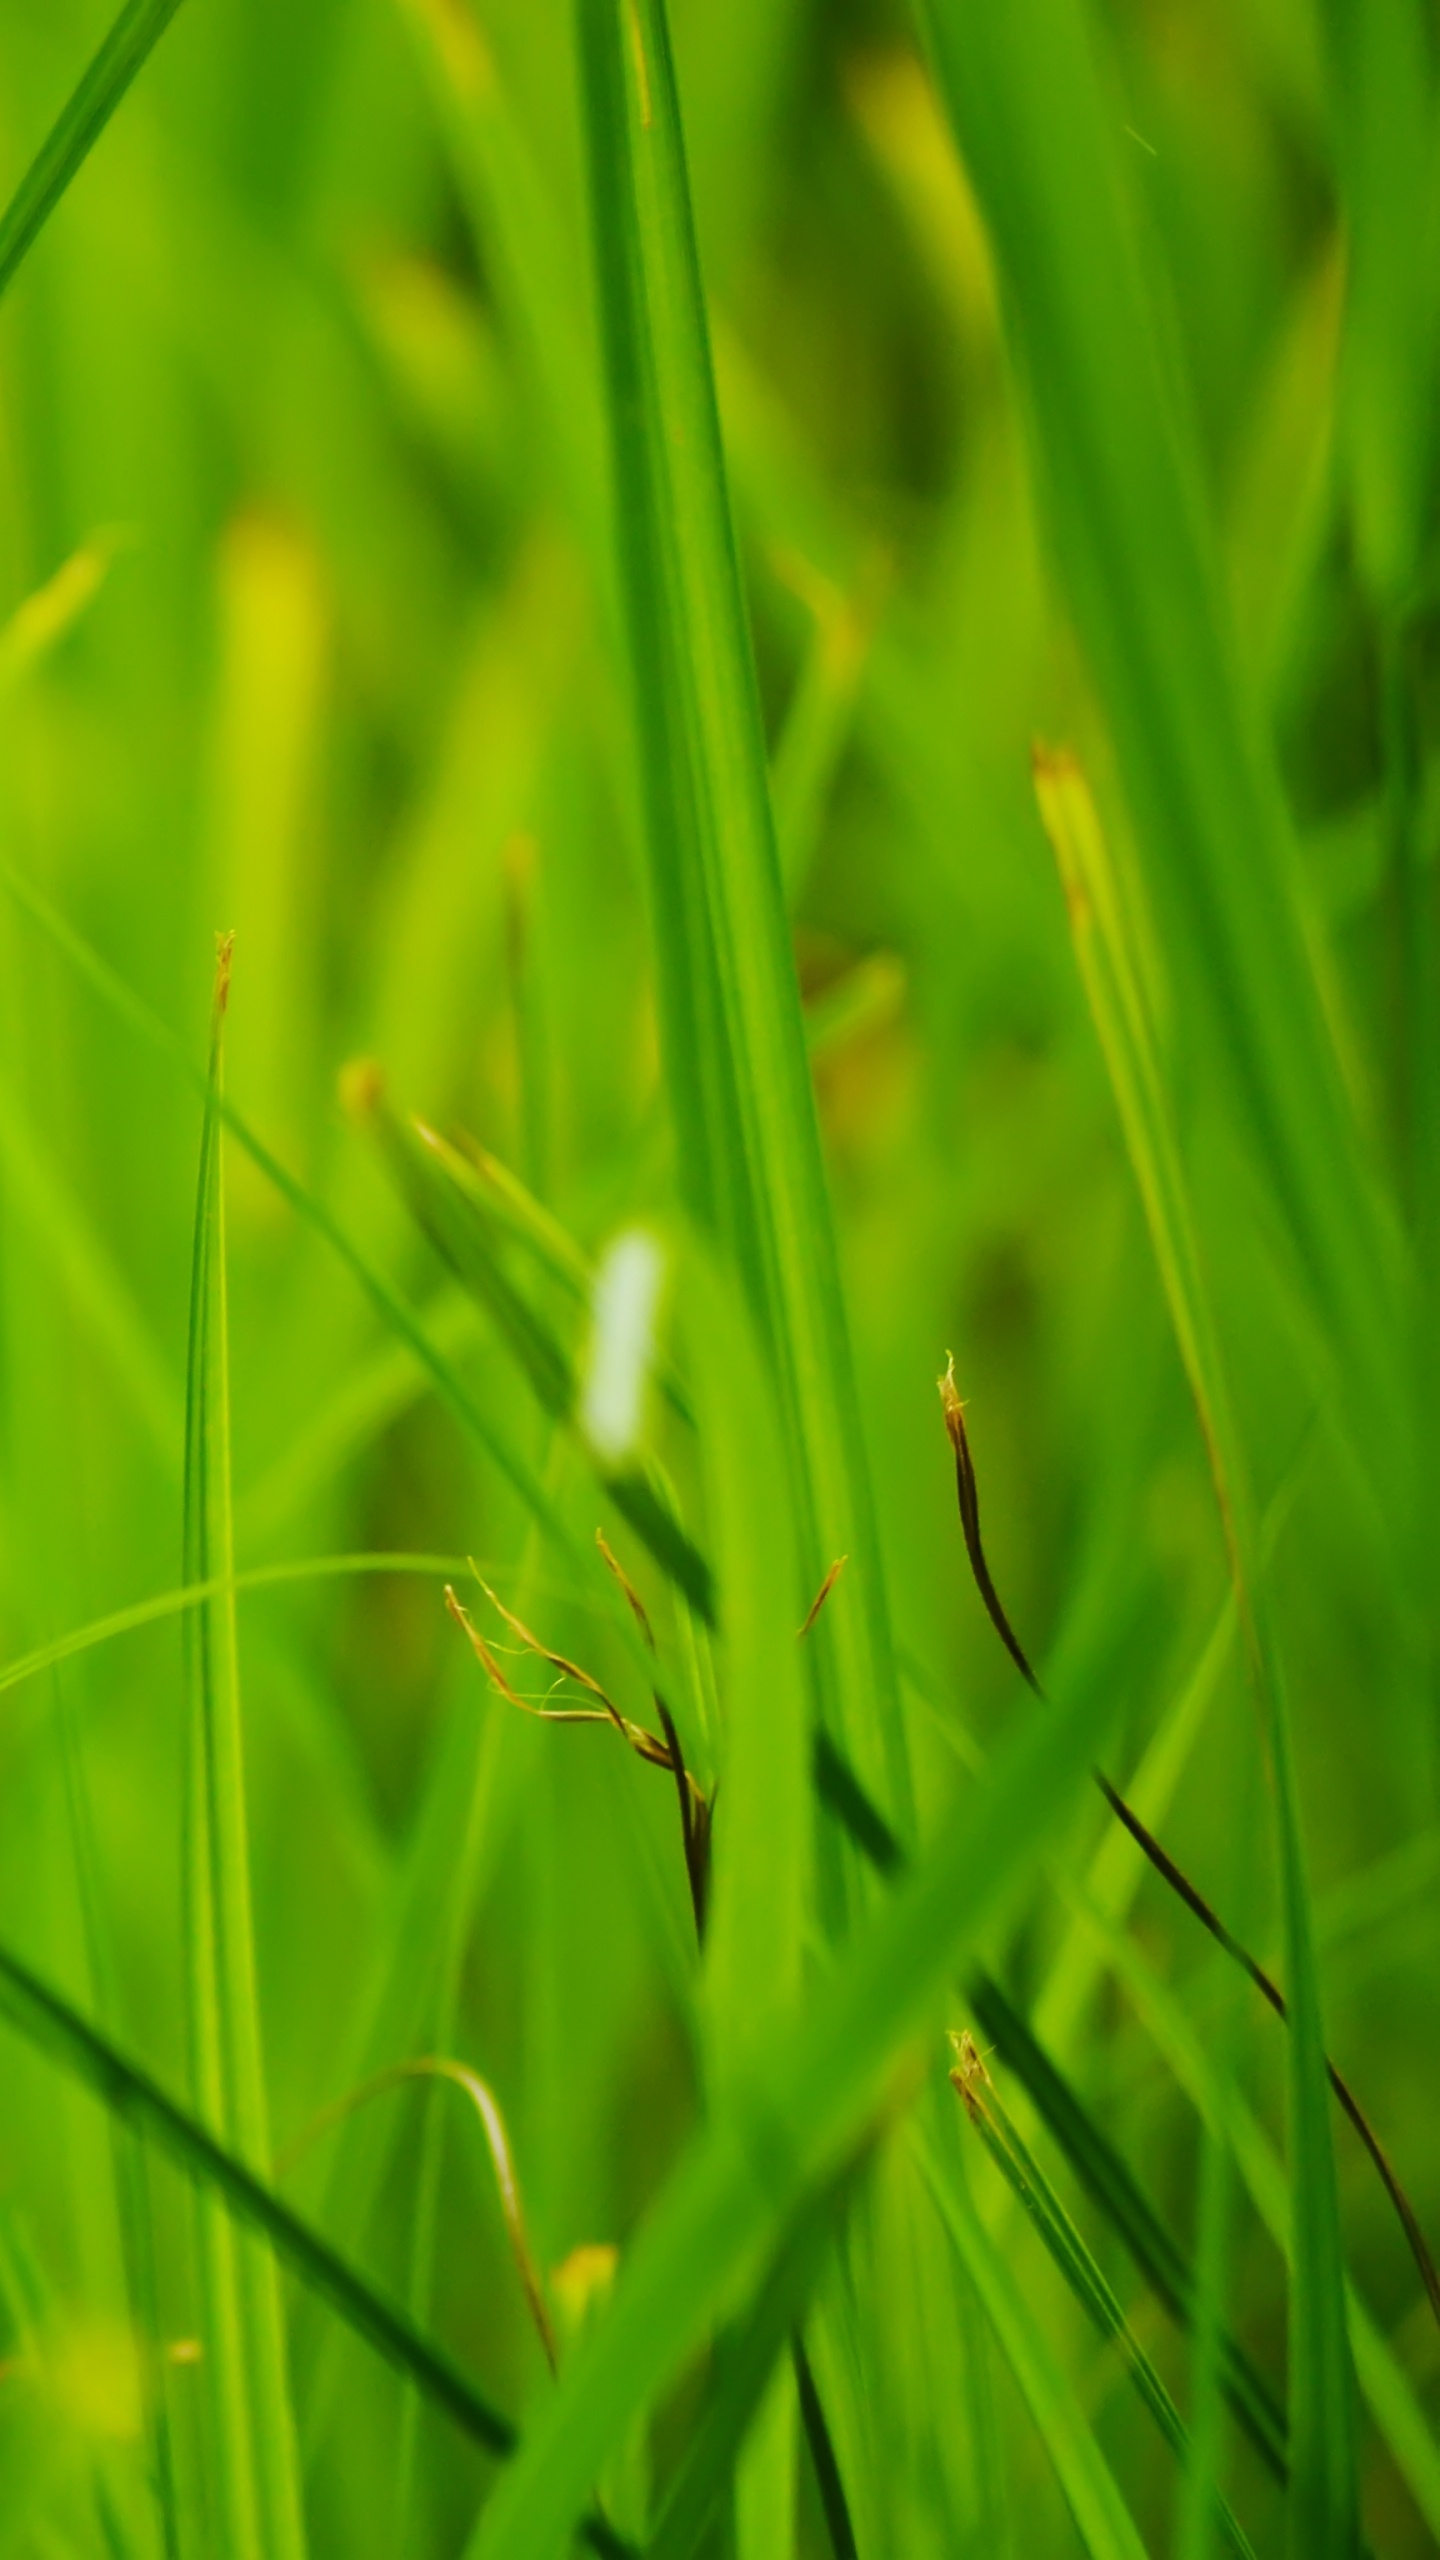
[{"left": 181, "top": 941, "right": 307, "bottom": 2560}]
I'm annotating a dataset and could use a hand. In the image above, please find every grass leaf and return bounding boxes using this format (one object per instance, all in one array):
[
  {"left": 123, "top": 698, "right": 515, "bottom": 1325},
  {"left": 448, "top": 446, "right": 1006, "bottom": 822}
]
[
  {"left": 181, "top": 942, "right": 308, "bottom": 2560},
  {"left": 0, "top": 0, "right": 188, "bottom": 301}
]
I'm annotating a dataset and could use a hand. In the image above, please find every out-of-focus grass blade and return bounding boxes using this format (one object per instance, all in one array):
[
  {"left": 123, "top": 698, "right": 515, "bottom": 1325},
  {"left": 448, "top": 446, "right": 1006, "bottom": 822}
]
[
  {"left": 573, "top": 0, "right": 911, "bottom": 1832},
  {"left": 949, "top": 2037, "right": 1255, "bottom": 2558},
  {"left": 0, "top": 1554, "right": 479, "bottom": 1711},
  {"left": 0, "top": 529, "right": 126, "bottom": 692},
  {"left": 397, "top": 0, "right": 607, "bottom": 560},
  {"left": 181, "top": 942, "right": 307, "bottom": 2560},
  {"left": 770, "top": 561, "right": 880, "bottom": 897},
  {"left": 0, "top": 1056, "right": 180, "bottom": 1465},
  {"left": 462, "top": 1641, "right": 1119, "bottom": 2558},
  {"left": 0, "top": 1935, "right": 634, "bottom": 2560},
  {"left": 916, "top": 0, "right": 1401, "bottom": 1470},
  {"left": 0, "top": 0, "right": 188, "bottom": 302},
  {"left": 1034, "top": 750, "right": 1358, "bottom": 2555},
  {"left": 646, "top": 2183, "right": 849, "bottom": 2560},
  {"left": 1317, "top": 0, "right": 1440, "bottom": 612},
  {"left": 51, "top": 1650, "right": 183, "bottom": 2560},
  {"left": 912, "top": 2124, "right": 1149, "bottom": 2560},
  {"left": 0, "top": 858, "right": 675, "bottom": 1679}
]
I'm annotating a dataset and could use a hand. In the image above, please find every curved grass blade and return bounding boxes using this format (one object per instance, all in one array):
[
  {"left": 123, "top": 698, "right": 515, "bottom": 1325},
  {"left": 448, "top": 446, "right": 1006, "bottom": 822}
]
[
  {"left": 942, "top": 1351, "right": 1438, "bottom": 2329},
  {"left": 278, "top": 2057, "right": 556, "bottom": 2373},
  {"left": 460, "top": 1641, "right": 1119, "bottom": 2558},
  {"left": 0, "top": 0, "right": 188, "bottom": 302},
  {"left": 0, "top": 1936, "right": 637, "bottom": 2559},
  {"left": 0, "top": 1553, "right": 481, "bottom": 1709},
  {"left": 182, "top": 940, "right": 307, "bottom": 2560}
]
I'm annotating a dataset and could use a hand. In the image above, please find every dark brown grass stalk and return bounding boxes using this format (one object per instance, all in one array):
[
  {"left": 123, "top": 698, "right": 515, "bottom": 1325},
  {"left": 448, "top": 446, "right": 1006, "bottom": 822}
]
[{"left": 938, "top": 1361, "right": 1440, "bottom": 2330}]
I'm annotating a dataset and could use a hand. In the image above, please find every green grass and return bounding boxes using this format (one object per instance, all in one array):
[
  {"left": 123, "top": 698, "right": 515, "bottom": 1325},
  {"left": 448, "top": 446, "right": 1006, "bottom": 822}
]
[{"left": 0, "top": 0, "right": 1436, "bottom": 2554}]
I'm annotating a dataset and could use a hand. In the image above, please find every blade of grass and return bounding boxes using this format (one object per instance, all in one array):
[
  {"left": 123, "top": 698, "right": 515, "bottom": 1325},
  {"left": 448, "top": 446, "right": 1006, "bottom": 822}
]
[
  {"left": 356, "top": 1096, "right": 713, "bottom": 1617},
  {"left": 0, "top": 1932, "right": 636, "bottom": 2560},
  {"left": 1069, "top": 1878, "right": 1440, "bottom": 2543},
  {"left": 948, "top": 2035, "right": 1255, "bottom": 2558},
  {"left": 0, "top": 0, "right": 189, "bottom": 302},
  {"left": 645, "top": 2181, "right": 852, "bottom": 2560},
  {"left": 0, "top": 857, "right": 674, "bottom": 1695},
  {"left": 1033, "top": 748, "right": 1360, "bottom": 2554},
  {"left": 573, "top": 0, "right": 911, "bottom": 1835},
  {"left": 686, "top": 1241, "right": 809, "bottom": 2074},
  {"left": 0, "top": 1056, "right": 180, "bottom": 1466},
  {"left": 915, "top": 0, "right": 1403, "bottom": 1491},
  {"left": 461, "top": 1634, "right": 1121, "bottom": 2558},
  {"left": 181, "top": 940, "right": 307, "bottom": 2560},
  {"left": 53, "top": 1673, "right": 182, "bottom": 2560},
  {"left": 811, "top": 1731, "right": 1289, "bottom": 2482},
  {"left": 911, "top": 2121, "right": 1150, "bottom": 2560}
]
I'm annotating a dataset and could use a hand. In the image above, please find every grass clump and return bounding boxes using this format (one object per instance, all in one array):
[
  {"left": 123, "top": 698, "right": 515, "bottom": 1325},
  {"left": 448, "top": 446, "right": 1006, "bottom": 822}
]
[{"left": 0, "top": 1, "right": 1437, "bottom": 2555}]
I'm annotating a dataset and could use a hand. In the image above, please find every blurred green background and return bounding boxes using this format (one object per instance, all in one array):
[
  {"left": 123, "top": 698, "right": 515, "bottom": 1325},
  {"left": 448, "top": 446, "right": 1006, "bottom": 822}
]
[{"left": 0, "top": 0, "right": 1437, "bottom": 2553}]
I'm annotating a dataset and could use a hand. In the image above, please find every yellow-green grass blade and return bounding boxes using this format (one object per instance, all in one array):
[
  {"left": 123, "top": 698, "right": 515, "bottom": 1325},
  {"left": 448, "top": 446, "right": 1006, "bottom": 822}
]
[
  {"left": 462, "top": 1643, "right": 1121, "bottom": 2558},
  {"left": 0, "top": 529, "right": 125, "bottom": 695},
  {"left": 573, "top": 0, "right": 911, "bottom": 1833},
  {"left": 912, "top": 2124, "right": 1150, "bottom": 2560},
  {"left": 1035, "top": 751, "right": 1360, "bottom": 2553},
  {"left": 181, "top": 946, "right": 307, "bottom": 2560},
  {"left": 916, "top": 0, "right": 1402, "bottom": 1481},
  {"left": 0, "top": 0, "right": 188, "bottom": 303}
]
